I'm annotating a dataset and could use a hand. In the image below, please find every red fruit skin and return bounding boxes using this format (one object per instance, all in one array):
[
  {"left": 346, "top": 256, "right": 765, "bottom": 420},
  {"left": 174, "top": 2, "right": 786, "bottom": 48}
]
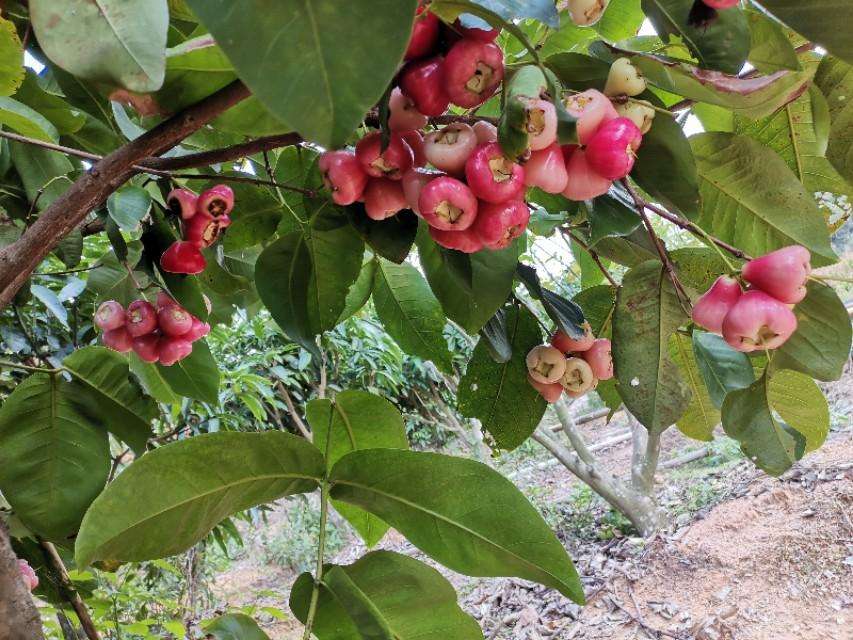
[
  {"left": 418, "top": 176, "right": 479, "bottom": 230},
  {"left": 399, "top": 130, "right": 427, "bottom": 168},
  {"left": 18, "top": 560, "right": 38, "bottom": 592},
  {"left": 465, "top": 142, "right": 525, "bottom": 204},
  {"left": 443, "top": 39, "right": 504, "bottom": 108},
  {"left": 524, "top": 143, "right": 569, "bottom": 194},
  {"left": 551, "top": 325, "right": 595, "bottom": 353},
  {"left": 197, "top": 185, "right": 234, "bottom": 218},
  {"left": 94, "top": 300, "right": 126, "bottom": 331},
  {"left": 102, "top": 327, "right": 133, "bottom": 353},
  {"left": 525, "top": 99, "right": 558, "bottom": 151},
  {"left": 691, "top": 275, "right": 743, "bottom": 334},
  {"left": 132, "top": 334, "right": 160, "bottom": 363},
  {"left": 158, "top": 305, "right": 193, "bottom": 337},
  {"left": 703, "top": 0, "right": 738, "bottom": 8},
  {"left": 527, "top": 373, "right": 564, "bottom": 403},
  {"left": 167, "top": 188, "right": 198, "bottom": 220},
  {"left": 364, "top": 178, "right": 408, "bottom": 220},
  {"left": 423, "top": 123, "right": 478, "bottom": 175},
  {"left": 185, "top": 317, "right": 211, "bottom": 342},
  {"left": 388, "top": 87, "right": 429, "bottom": 132},
  {"left": 160, "top": 240, "right": 206, "bottom": 274},
  {"left": 184, "top": 210, "right": 230, "bottom": 249},
  {"left": 721, "top": 290, "right": 798, "bottom": 352},
  {"left": 156, "top": 291, "right": 177, "bottom": 309},
  {"left": 455, "top": 19, "right": 500, "bottom": 42},
  {"left": 473, "top": 120, "right": 498, "bottom": 145},
  {"left": 158, "top": 337, "right": 193, "bottom": 366},
  {"left": 562, "top": 145, "right": 612, "bottom": 201},
  {"left": 402, "top": 168, "right": 441, "bottom": 215},
  {"left": 564, "top": 89, "right": 619, "bottom": 145},
  {"left": 471, "top": 200, "right": 530, "bottom": 250},
  {"left": 585, "top": 117, "right": 643, "bottom": 180},
  {"left": 319, "top": 151, "right": 369, "bottom": 205},
  {"left": 581, "top": 339, "right": 613, "bottom": 380},
  {"left": 355, "top": 132, "right": 414, "bottom": 180},
  {"left": 400, "top": 57, "right": 451, "bottom": 117},
  {"left": 741, "top": 245, "right": 811, "bottom": 305},
  {"left": 429, "top": 226, "right": 484, "bottom": 253},
  {"left": 405, "top": 5, "right": 440, "bottom": 60},
  {"left": 126, "top": 300, "right": 158, "bottom": 337}
]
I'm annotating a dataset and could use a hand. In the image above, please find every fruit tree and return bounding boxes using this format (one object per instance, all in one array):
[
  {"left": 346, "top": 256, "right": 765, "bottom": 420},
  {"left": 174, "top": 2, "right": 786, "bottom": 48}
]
[{"left": 0, "top": 0, "right": 851, "bottom": 638}]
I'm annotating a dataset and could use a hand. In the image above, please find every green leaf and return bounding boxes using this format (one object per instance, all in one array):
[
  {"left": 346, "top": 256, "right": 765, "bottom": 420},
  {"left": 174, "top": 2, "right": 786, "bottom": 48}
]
[
  {"left": 670, "top": 247, "right": 736, "bottom": 293},
  {"left": 746, "top": 9, "right": 801, "bottom": 74},
  {"left": 0, "top": 373, "right": 110, "bottom": 540},
  {"left": 516, "top": 264, "right": 586, "bottom": 338},
  {"left": 63, "top": 347, "right": 157, "bottom": 454},
  {"left": 437, "top": 0, "right": 558, "bottom": 27},
  {"left": 690, "top": 132, "right": 836, "bottom": 266},
  {"left": 416, "top": 226, "right": 521, "bottom": 334},
  {"left": 75, "top": 432, "right": 324, "bottom": 566},
  {"left": 814, "top": 55, "right": 853, "bottom": 121},
  {"left": 613, "top": 260, "right": 691, "bottom": 433},
  {"left": 185, "top": 0, "right": 417, "bottom": 147},
  {"left": 587, "top": 195, "right": 641, "bottom": 245},
  {"left": 458, "top": 305, "right": 548, "bottom": 451},
  {"left": 544, "top": 52, "right": 610, "bottom": 92},
  {"left": 129, "top": 357, "right": 181, "bottom": 405},
  {"left": 346, "top": 206, "right": 418, "bottom": 264},
  {"left": 9, "top": 142, "right": 74, "bottom": 210},
  {"left": 691, "top": 331, "right": 754, "bottom": 409},
  {"left": 768, "top": 369, "right": 829, "bottom": 452},
  {"left": 479, "top": 307, "right": 512, "bottom": 364},
  {"left": 772, "top": 281, "right": 852, "bottom": 382},
  {"left": 87, "top": 248, "right": 147, "bottom": 307},
  {"left": 106, "top": 186, "right": 151, "bottom": 232},
  {"left": 338, "top": 257, "right": 376, "bottom": 323},
  {"left": 330, "top": 449, "right": 584, "bottom": 603},
  {"left": 30, "top": 0, "right": 169, "bottom": 92},
  {"left": 721, "top": 372, "right": 807, "bottom": 476},
  {"left": 499, "top": 66, "right": 551, "bottom": 159},
  {"left": 373, "top": 259, "right": 453, "bottom": 374},
  {"left": 306, "top": 390, "right": 408, "bottom": 547},
  {"left": 157, "top": 340, "right": 221, "bottom": 404},
  {"left": 217, "top": 177, "right": 283, "bottom": 251},
  {"left": 641, "top": 0, "right": 749, "bottom": 74},
  {"left": 30, "top": 284, "right": 68, "bottom": 328},
  {"left": 204, "top": 614, "right": 271, "bottom": 640},
  {"left": 0, "top": 96, "right": 59, "bottom": 142},
  {"left": 0, "top": 15, "right": 22, "bottom": 97},
  {"left": 669, "top": 333, "right": 718, "bottom": 442},
  {"left": 757, "top": 0, "right": 853, "bottom": 65},
  {"left": 571, "top": 285, "right": 616, "bottom": 337},
  {"left": 290, "top": 551, "right": 484, "bottom": 640},
  {"left": 14, "top": 71, "right": 86, "bottom": 135}
]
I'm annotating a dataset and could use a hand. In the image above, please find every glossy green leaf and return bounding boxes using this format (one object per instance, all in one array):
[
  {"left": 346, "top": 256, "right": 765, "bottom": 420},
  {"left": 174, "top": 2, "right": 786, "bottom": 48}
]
[
  {"left": 479, "top": 306, "right": 512, "bottom": 364},
  {"left": 746, "top": 9, "right": 801, "bottom": 74},
  {"left": 613, "top": 260, "right": 691, "bottom": 433},
  {"left": 185, "top": 0, "right": 417, "bottom": 147},
  {"left": 0, "top": 373, "right": 110, "bottom": 540},
  {"left": 587, "top": 195, "right": 641, "bottom": 245},
  {"left": 458, "top": 305, "right": 548, "bottom": 451},
  {"left": 30, "top": 284, "right": 68, "bottom": 328},
  {"left": 346, "top": 206, "right": 418, "bottom": 264},
  {"left": 30, "top": 0, "right": 169, "bottom": 92},
  {"left": 204, "top": 614, "right": 271, "bottom": 640},
  {"left": 157, "top": 340, "right": 221, "bottom": 405},
  {"left": 75, "top": 432, "right": 324, "bottom": 566},
  {"left": 330, "top": 449, "right": 584, "bottom": 603},
  {"left": 338, "top": 257, "right": 376, "bottom": 323},
  {"left": 690, "top": 132, "right": 836, "bottom": 267},
  {"left": 307, "top": 390, "right": 408, "bottom": 547},
  {"left": 0, "top": 96, "right": 59, "bottom": 142},
  {"left": 670, "top": 247, "right": 734, "bottom": 294},
  {"left": 373, "top": 259, "right": 453, "bottom": 373},
  {"left": 669, "top": 333, "right": 718, "bottom": 442},
  {"left": 106, "top": 186, "right": 151, "bottom": 232},
  {"left": 290, "top": 551, "right": 484, "bottom": 640},
  {"left": 63, "top": 347, "right": 157, "bottom": 454},
  {"left": 14, "top": 71, "right": 86, "bottom": 135},
  {"left": 757, "top": 0, "right": 853, "bottom": 64},
  {"left": 544, "top": 53, "right": 610, "bottom": 92},
  {"left": 572, "top": 285, "right": 616, "bottom": 337},
  {"left": 516, "top": 264, "right": 586, "bottom": 338},
  {"left": 0, "top": 15, "right": 23, "bottom": 97},
  {"left": 691, "top": 331, "right": 754, "bottom": 409},
  {"left": 9, "top": 142, "right": 74, "bottom": 210},
  {"left": 768, "top": 369, "right": 829, "bottom": 452},
  {"left": 129, "top": 357, "right": 181, "bottom": 405},
  {"left": 211, "top": 178, "right": 282, "bottom": 251}
]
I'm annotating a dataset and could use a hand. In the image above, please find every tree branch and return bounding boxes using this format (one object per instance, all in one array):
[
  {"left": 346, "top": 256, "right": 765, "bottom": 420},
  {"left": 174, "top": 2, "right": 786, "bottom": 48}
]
[
  {"left": 0, "top": 521, "right": 44, "bottom": 640},
  {"left": 40, "top": 540, "right": 102, "bottom": 640}
]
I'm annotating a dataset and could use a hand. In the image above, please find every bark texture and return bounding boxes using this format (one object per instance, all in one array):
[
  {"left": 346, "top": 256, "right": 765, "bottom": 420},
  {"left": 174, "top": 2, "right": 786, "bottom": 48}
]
[{"left": 0, "top": 523, "right": 44, "bottom": 640}]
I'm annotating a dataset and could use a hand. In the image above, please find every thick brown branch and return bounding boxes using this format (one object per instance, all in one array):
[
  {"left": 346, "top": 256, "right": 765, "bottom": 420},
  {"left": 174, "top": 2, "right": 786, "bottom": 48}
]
[
  {"left": 0, "top": 80, "right": 251, "bottom": 309},
  {"left": 0, "top": 522, "right": 44, "bottom": 640},
  {"left": 40, "top": 541, "right": 101, "bottom": 640},
  {"left": 141, "top": 133, "right": 304, "bottom": 171}
]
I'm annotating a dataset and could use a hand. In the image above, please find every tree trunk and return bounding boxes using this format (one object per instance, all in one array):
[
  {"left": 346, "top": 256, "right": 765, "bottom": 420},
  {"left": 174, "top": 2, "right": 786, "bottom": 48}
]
[{"left": 0, "top": 523, "right": 45, "bottom": 640}]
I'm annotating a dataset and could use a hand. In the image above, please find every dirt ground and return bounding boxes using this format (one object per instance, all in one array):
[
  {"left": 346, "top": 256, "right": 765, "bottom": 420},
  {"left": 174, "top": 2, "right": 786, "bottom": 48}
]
[{"left": 211, "top": 374, "right": 853, "bottom": 640}]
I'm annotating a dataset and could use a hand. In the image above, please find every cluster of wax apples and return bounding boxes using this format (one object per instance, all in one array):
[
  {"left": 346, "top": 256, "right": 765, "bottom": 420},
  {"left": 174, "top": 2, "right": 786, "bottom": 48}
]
[
  {"left": 94, "top": 293, "right": 210, "bottom": 365},
  {"left": 159, "top": 185, "right": 235, "bottom": 275},
  {"left": 692, "top": 246, "right": 811, "bottom": 352},
  {"left": 526, "top": 326, "right": 613, "bottom": 403}
]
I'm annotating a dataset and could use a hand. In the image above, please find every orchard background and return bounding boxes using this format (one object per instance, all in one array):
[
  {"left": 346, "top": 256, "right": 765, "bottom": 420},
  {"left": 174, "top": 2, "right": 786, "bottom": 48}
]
[{"left": 0, "top": 0, "right": 851, "bottom": 639}]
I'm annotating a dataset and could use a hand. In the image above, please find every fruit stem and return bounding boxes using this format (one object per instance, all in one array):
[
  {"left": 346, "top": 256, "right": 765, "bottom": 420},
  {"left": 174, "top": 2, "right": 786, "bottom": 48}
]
[
  {"left": 811, "top": 274, "right": 853, "bottom": 284},
  {"left": 562, "top": 229, "right": 619, "bottom": 288}
]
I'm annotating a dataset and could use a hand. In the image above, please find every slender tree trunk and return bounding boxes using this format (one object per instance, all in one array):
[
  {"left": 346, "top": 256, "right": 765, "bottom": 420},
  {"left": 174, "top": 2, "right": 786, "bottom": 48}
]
[{"left": 0, "top": 522, "right": 45, "bottom": 640}]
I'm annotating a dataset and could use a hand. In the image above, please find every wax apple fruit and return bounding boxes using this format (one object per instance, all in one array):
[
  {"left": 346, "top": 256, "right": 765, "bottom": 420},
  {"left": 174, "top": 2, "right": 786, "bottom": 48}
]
[
  {"left": 568, "top": 0, "right": 610, "bottom": 26},
  {"left": 400, "top": 57, "right": 451, "bottom": 117},
  {"left": 424, "top": 123, "right": 478, "bottom": 175},
  {"left": 388, "top": 87, "right": 429, "bottom": 132},
  {"left": 400, "top": 130, "right": 427, "bottom": 167},
  {"left": 160, "top": 240, "right": 206, "bottom": 275},
  {"left": 585, "top": 117, "right": 642, "bottom": 180},
  {"left": 132, "top": 334, "right": 160, "bottom": 363},
  {"left": 473, "top": 120, "right": 498, "bottom": 144},
  {"left": 429, "top": 226, "right": 484, "bottom": 253},
  {"left": 471, "top": 200, "right": 530, "bottom": 250},
  {"left": 524, "top": 143, "right": 569, "bottom": 194},
  {"left": 721, "top": 290, "right": 798, "bottom": 352},
  {"left": 564, "top": 89, "right": 619, "bottom": 144},
  {"left": 615, "top": 100, "right": 656, "bottom": 134},
  {"left": 103, "top": 328, "right": 133, "bottom": 353},
  {"left": 528, "top": 374, "right": 564, "bottom": 403},
  {"left": 692, "top": 276, "right": 742, "bottom": 334},
  {"left": 526, "top": 345, "right": 568, "bottom": 384},
  {"left": 702, "top": 0, "right": 738, "bottom": 8},
  {"left": 455, "top": 19, "right": 499, "bottom": 42},
  {"left": 551, "top": 324, "right": 595, "bottom": 353},
  {"left": 604, "top": 58, "right": 647, "bottom": 97},
  {"left": 197, "top": 185, "right": 235, "bottom": 218},
  {"left": 582, "top": 339, "right": 613, "bottom": 381},
  {"left": 319, "top": 151, "right": 369, "bottom": 205},
  {"left": 524, "top": 98, "right": 558, "bottom": 151},
  {"left": 562, "top": 146, "right": 612, "bottom": 201},
  {"left": 402, "top": 168, "right": 440, "bottom": 215},
  {"left": 405, "top": 4, "right": 440, "bottom": 60},
  {"left": 94, "top": 300, "right": 125, "bottom": 331},
  {"left": 355, "top": 132, "right": 414, "bottom": 180},
  {"left": 18, "top": 560, "right": 38, "bottom": 592},
  {"left": 465, "top": 143, "right": 525, "bottom": 203},
  {"left": 364, "top": 178, "right": 408, "bottom": 220},
  {"left": 167, "top": 188, "right": 198, "bottom": 219},
  {"left": 560, "top": 357, "right": 597, "bottom": 397},
  {"left": 126, "top": 300, "right": 158, "bottom": 337},
  {"left": 419, "top": 176, "right": 479, "bottom": 230},
  {"left": 443, "top": 39, "right": 504, "bottom": 108},
  {"left": 158, "top": 305, "right": 193, "bottom": 337},
  {"left": 159, "top": 337, "right": 193, "bottom": 366},
  {"left": 741, "top": 245, "right": 811, "bottom": 305}
]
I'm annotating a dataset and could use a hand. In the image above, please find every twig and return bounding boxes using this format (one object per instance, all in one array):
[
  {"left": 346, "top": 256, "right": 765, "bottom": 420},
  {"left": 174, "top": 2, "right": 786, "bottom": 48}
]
[
  {"left": 561, "top": 228, "right": 619, "bottom": 287},
  {"left": 277, "top": 382, "right": 313, "bottom": 441},
  {"left": 40, "top": 540, "right": 102, "bottom": 640}
]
